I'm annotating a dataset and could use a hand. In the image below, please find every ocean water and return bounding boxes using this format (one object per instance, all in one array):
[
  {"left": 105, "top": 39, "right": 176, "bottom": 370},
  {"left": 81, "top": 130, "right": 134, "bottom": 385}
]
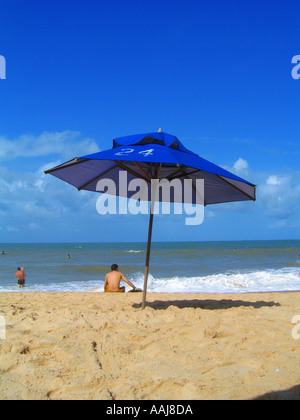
[{"left": 0, "top": 240, "right": 299, "bottom": 294}]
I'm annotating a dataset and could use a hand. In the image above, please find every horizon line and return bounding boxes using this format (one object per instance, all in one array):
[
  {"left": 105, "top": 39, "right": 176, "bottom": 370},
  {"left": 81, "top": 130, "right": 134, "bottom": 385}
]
[{"left": 1, "top": 238, "right": 299, "bottom": 246}]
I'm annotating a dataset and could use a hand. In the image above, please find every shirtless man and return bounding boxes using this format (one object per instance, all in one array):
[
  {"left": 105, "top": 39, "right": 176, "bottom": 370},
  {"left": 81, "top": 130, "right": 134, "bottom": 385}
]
[
  {"left": 15, "top": 267, "right": 26, "bottom": 289},
  {"left": 104, "top": 264, "right": 136, "bottom": 293}
]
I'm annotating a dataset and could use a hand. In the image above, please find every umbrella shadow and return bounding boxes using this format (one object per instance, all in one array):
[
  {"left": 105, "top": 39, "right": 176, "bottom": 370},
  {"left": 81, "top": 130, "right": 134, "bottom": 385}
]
[
  {"left": 133, "top": 298, "right": 281, "bottom": 311},
  {"left": 252, "top": 384, "right": 300, "bottom": 400}
]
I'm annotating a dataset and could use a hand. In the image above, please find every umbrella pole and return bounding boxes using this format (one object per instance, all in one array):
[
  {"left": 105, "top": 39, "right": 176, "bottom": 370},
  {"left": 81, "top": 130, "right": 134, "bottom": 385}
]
[
  {"left": 142, "top": 210, "right": 154, "bottom": 309},
  {"left": 142, "top": 174, "right": 159, "bottom": 310},
  {"left": 141, "top": 164, "right": 161, "bottom": 309}
]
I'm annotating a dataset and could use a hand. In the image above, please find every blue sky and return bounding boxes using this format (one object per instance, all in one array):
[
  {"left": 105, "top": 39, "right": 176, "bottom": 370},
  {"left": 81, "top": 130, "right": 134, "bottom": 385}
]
[{"left": 0, "top": 0, "right": 299, "bottom": 243}]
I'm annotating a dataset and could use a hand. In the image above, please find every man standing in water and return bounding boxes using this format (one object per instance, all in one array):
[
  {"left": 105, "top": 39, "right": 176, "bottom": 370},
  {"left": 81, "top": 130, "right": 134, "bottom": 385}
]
[
  {"left": 104, "top": 264, "right": 137, "bottom": 293},
  {"left": 15, "top": 267, "right": 26, "bottom": 289}
]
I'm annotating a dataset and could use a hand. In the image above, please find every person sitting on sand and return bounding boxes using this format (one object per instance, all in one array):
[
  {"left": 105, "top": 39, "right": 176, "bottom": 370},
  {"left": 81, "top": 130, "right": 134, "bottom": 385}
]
[
  {"left": 104, "top": 264, "right": 137, "bottom": 293},
  {"left": 15, "top": 267, "right": 26, "bottom": 289}
]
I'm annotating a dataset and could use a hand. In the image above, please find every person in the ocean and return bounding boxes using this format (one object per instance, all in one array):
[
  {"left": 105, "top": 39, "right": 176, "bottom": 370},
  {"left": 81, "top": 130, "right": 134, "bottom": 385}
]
[
  {"left": 104, "top": 264, "right": 137, "bottom": 293},
  {"left": 15, "top": 267, "right": 26, "bottom": 289}
]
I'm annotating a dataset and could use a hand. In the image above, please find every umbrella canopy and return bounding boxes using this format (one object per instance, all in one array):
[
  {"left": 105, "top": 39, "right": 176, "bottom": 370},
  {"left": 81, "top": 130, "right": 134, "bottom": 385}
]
[
  {"left": 46, "top": 131, "right": 255, "bottom": 204},
  {"left": 45, "top": 131, "right": 256, "bottom": 308}
]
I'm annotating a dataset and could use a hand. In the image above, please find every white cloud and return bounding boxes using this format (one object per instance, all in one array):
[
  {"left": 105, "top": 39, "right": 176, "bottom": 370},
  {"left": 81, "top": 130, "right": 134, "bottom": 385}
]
[
  {"left": 6, "top": 226, "right": 19, "bottom": 232},
  {"left": 233, "top": 158, "right": 249, "bottom": 175},
  {"left": 0, "top": 131, "right": 101, "bottom": 239},
  {"left": 209, "top": 159, "right": 300, "bottom": 231},
  {"left": 223, "top": 157, "right": 250, "bottom": 179},
  {"left": 28, "top": 222, "right": 40, "bottom": 230},
  {"left": 258, "top": 171, "right": 300, "bottom": 219},
  {"left": 266, "top": 175, "right": 281, "bottom": 185},
  {"left": 0, "top": 130, "right": 100, "bottom": 161}
]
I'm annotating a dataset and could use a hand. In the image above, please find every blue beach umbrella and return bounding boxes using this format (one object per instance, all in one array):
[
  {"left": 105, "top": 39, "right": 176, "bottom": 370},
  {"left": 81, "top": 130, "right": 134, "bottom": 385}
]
[{"left": 45, "top": 131, "right": 256, "bottom": 308}]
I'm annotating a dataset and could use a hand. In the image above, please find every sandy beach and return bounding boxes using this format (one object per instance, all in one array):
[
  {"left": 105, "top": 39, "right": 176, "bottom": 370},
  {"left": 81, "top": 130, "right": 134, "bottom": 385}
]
[{"left": 0, "top": 291, "right": 299, "bottom": 400}]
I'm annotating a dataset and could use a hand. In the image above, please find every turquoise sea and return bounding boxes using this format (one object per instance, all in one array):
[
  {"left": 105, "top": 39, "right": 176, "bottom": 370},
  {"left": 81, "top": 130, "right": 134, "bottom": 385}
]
[{"left": 0, "top": 240, "right": 299, "bottom": 293}]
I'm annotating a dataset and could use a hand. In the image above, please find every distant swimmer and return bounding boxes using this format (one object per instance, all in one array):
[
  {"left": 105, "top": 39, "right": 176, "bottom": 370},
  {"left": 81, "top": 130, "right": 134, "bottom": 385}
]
[
  {"left": 2, "top": 251, "right": 6, "bottom": 255},
  {"left": 104, "top": 264, "right": 138, "bottom": 293},
  {"left": 67, "top": 254, "right": 70, "bottom": 259},
  {"left": 15, "top": 267, "right": 26, "bottom": 289}
]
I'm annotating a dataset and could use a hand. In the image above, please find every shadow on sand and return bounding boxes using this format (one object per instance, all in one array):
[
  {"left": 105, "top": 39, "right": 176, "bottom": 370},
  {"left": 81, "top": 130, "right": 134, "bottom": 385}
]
[
  {"left": 133, "top": 299, "right": 281, "bottom": 311},
  {"left": 253, "top": 384, "right": 300, "bottom": 400}
]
